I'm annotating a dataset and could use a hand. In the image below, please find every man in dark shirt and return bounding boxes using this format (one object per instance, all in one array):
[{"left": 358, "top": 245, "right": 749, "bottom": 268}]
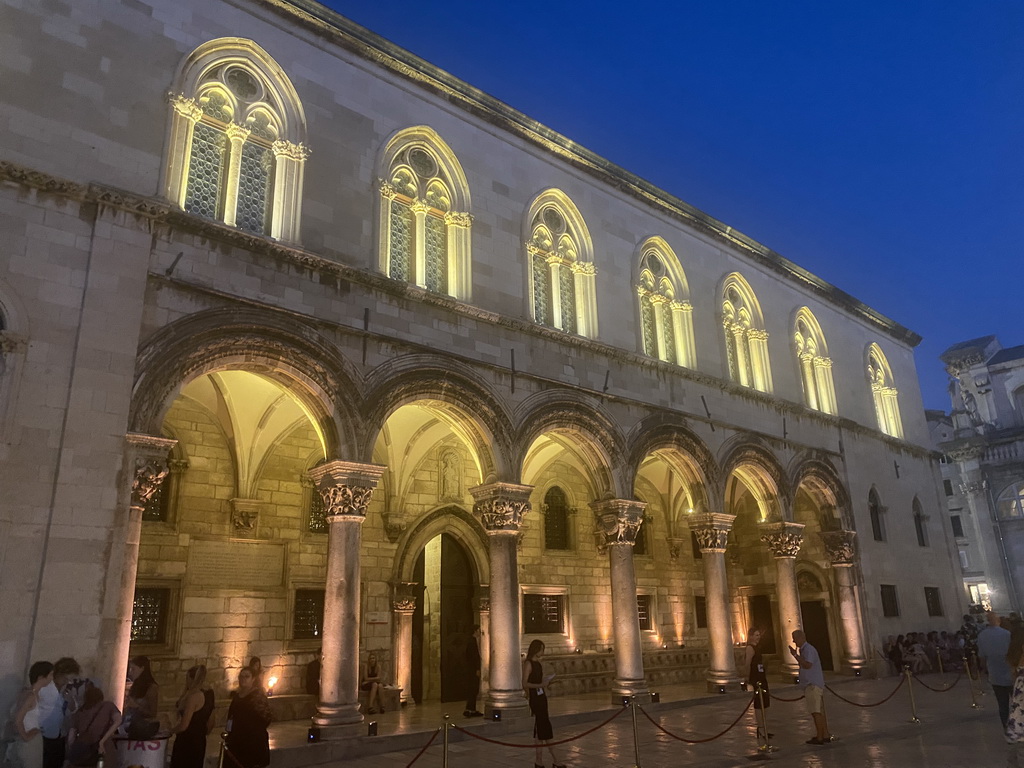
[{"left": 463, "top": 626, "right": 483, "bottom": 717}]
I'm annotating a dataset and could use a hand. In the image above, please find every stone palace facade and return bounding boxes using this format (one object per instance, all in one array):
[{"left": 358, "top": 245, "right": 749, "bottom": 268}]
[{"left": 0, "top": 0, "right": 962, "bottom": 734}]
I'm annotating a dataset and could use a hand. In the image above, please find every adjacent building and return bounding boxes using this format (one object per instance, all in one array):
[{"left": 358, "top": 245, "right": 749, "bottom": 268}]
[
  {"left": 928, "top": 336, "right": 1024, "bottom": 614},
  {"left": 0, "top": 0, "right": 963, "bottom": 734}
]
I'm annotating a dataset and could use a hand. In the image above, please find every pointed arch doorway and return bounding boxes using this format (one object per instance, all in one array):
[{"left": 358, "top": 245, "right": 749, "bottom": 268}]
[{"left": 411, "top": 532, "right": 476, "bottom": 703}]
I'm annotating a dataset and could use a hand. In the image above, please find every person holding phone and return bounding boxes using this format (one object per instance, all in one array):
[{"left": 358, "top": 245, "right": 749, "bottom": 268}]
[{"left": 789, "top": 630, "right": 832, "bottom": 745}]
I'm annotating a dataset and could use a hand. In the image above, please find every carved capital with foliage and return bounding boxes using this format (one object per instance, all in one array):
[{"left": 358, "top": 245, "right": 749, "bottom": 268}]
[
  {"left": 469, "top": 482, "right": 532, "bottom": 534},
  {"left": 820, "top": 529, "right": 857, "bottom": 566},
  {"left": 125, "top": 433, "right": 176, "bottom": 515},
  {"left": 687, "top": 512, "right": 736, "bottom": 554},
  {"left": 308, "top": 460, "right": 385, "bottom": 521},
  {"left": 169, "top": 93, "right": 203, "bottom": 122},
  {"left": 591, "top": 499, "right": 646, "bottom": 548},
  {"left": 760, "top": 521, "right": 805, "bottom": 558},
  {"left": 444, "top": 210, "right": 473, "bottom": 228},
  {"left": 392, "top": 582, "right": 418, "bottom": 613},
  {"left": 272, "top": 139, "right": 311, "bottom": 161}
]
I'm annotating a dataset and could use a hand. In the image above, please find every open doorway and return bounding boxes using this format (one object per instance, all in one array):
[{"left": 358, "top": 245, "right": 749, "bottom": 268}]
[{"left": 411, "top": 532, "right": 475, "bottom": 702}]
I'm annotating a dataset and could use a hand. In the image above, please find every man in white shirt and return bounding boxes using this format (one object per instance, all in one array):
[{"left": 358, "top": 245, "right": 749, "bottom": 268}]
[
  {"left": 38, "top": 657, "right": 82, "bottom": 768},
  {"left": 790, "top": 630, "right": 832, "bottom": 745}
]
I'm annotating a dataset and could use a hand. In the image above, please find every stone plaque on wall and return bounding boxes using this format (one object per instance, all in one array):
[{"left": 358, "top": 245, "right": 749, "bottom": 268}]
[{"left": 187, "top": 538, "right": 286, "bottom": 589}]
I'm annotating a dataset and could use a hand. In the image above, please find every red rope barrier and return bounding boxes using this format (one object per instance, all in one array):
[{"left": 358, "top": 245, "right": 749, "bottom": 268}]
[
  {"left": 451, "top": 704, "right": 626, "bottom": 748},
  {"left": 913, "top": 673, "right": 962, "bottom": 693},
  {"left": 825, "top": 675, "right": 905, "bottom": 708},
  {"left": 769, "top": 691, "right": 805, "bottom": 702},
  {"left": 637, "top": 696, "right": 754, "bottom": 744},
  {"left": 403, "top": 727, "right": 441, "bottom": 768}
]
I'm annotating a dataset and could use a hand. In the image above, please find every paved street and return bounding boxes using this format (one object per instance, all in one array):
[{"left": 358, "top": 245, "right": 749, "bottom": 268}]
[{"left": 319, "top": 675, "right": 1014, "bottom": 768}]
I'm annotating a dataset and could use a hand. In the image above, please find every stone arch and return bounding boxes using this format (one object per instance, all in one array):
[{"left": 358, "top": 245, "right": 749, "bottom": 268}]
[
  {"left": 130, "top": 308, "right": 360, "bottom": 460},
  {"left": 391, "top": 504, "right": 490, "bottom": 586},
  {"left": 789, "top": 454, "right": 851, "bottom": 530},
  {"left": 514, "top": 391, "right": 624, "bottom": 499},
  {"left": 719, "top": 435, "right": 791, "bottom": 517},
  {"left": 363, "top": 354, "right": 514, "bottom": 481},
  {"left": 624, "top": 414, "right": 720, "bottom": 509}
]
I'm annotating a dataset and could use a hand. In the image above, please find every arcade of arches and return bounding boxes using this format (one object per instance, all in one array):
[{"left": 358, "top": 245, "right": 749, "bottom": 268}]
[{"left": 121, "top": 356, "right": 869, "bottom": 734}]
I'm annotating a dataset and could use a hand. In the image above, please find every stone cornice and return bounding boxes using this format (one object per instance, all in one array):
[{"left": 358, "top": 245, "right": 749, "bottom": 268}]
[
  {"left": 260, "top": 0, "right": 920, "bottom": 348},
  {"left": 0, "top": 159, "right": 932, "bottom": 459}
]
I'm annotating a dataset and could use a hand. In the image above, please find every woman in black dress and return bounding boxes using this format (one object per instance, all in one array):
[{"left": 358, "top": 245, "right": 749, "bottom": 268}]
[
  {"left": 225, "top": 667, "right": 272, "bottom": 768},
  {"left": 744, "top": 627, "right": 772, "bottom": 740},
  {"left": 170, "top": 664, "right": 215, "bottom": 768},
  {"left": 522, "top": 640, "right": 566, "bottom": 768}
]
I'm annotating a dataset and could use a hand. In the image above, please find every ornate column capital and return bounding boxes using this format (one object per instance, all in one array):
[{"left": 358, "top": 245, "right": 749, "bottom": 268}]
[
  {"left": 590, "top": 499, "right": 647, "bottom": 547},
  {"left": 747, "top": 328, "right": 770, "bottom": 341},
  {"left": 443, "top": 210, "right": 473, "bottom": 228},
  {"left": 272, "top": 139, "right": 311, "bottom": 161},
  {"left": 379, "top": 178, "right": 400, "bottom": 200},
  {"left": 687, "top": 512, "right": 736, "bottom": 553},
  {"left": 392, "top": 582, "right": 418, "bottom": 613},
  {"left": 820, "top": 529, "right": 858, "bottom": 566},
  {"left": 469, "top": 482, "right": 532, "bottom": 534},
  {"left": 169, "top": 93, "right": 203, "bottom": 122},
  {"left": 410, "top": 199, "right": 432, "bottom": 215},
  {"left": 760, "top": 521, "right": 805, "bottom": 558},
  {"left": 125, "top": 433, "right": 176, "bottom": 514},
  {"left": 571, "top": 261, "right": 597, "bottom": 276},
  {"left": 224, "top": 122, "right": 252, "bottom": 143},
  {"left": 308, "top": 460, "right": 386, "bottom": 521}
]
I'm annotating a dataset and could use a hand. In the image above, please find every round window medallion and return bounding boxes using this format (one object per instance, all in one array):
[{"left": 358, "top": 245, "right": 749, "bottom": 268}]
[
  {"left": 408, "top": 147, "right": 437, "bottom": 178},
  {"left": 224, "top": 67, "right": 261, "bottom": 100},
  {"left": 542, "top": 207, "right": 565, "bottom": 232},
  {"left": 646, "top": 253, "right": 663, "bottom": 275}
]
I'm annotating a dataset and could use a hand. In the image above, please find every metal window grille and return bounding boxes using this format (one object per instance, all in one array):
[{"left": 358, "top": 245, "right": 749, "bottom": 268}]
[
  {"left": 543, "top": 487, "right": 570, "bottom": 550},
  {"left": 293, "top": 589, "right": 326, "bottom": 639},
  {"left": 131, "top": 587, "right": 170, "bottom": 644},
  {"left": 523, "top": 594, "right": 564, "bottom": 634},
  {"left": 183, "top": 122, "right": 226, "bottom": 219},
  {"left": 389, "top": 201, "right": 414, "bottom": 281},
  {"left": 308, "top": 487, "right": 327, "bottom": 534},
  {"left": 142, "top": 482, "right": 169, "bottom": 523},
  {"left": 236, "top": 141, "right": 273, "bottom": 235},
  {"left": 637, "top": 594, "right": 653, "bottom": 631},
  {"left": 424, "top": 214, "right": 447, "bottom": 293}
]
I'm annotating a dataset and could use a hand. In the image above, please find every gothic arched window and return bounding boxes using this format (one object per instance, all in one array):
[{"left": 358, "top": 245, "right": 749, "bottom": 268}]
[
  {"left": 636, "top": 238, "right": 696, "bottom": 368},
  {"left": 166, "top": 39, "right": 309, "bottom": 242},
  {"left": 526, "top": 191, "right": 597, "bottom": 337},
  {"left": 793, "top": 308, "right": 837, "bottom": 414},
  {"left": 867, "top": 344, "right": 903, "bottom": 438},
  {"left": 721, "top": 274, "right": 772, "bottom": 392},
  {"left": 997, "top": 482, "right": 1024, "bottom": 520},
  {"left": 912, "top": 497, "right": 928, "bottom": 547},
  {"left": 378, "top": 128, "right": 472, "bottom": 300},
  {"left": 544, "top": 486, "right": 570, "bottom": 550}
]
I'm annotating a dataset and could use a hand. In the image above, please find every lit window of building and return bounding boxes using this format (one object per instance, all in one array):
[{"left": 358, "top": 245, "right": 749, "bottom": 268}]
[{"left": 721, "top": 273, "right": 772, "bottom": 392}]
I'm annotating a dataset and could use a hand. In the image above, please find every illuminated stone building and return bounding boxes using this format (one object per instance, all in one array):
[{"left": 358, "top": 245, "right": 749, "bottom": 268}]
[
  {"left": 927, "top": 336, "right": 1024, "bottom": 614},
  {"left": 0, "top": 0, "right": 963, "bottom": 733}
]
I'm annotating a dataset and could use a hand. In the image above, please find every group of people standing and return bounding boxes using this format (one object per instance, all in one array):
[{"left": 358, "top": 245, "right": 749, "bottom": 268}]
[{"left": 3, "top": 656, "right": 272, "bottom": 768}]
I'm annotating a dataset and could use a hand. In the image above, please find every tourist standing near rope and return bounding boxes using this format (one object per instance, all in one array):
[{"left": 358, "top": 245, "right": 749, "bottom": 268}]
[
  {"left": 744, "top": 627, "right": 772, "bottom": 740},
  {"left": 789, "top": 630, "right": 832, "bottom": 745},
  {"left": 977, "top": 610, "right": 1013, "bottom": 728},
  {"left": 523, "top": 640, "right": 566, "bottom": 768}
]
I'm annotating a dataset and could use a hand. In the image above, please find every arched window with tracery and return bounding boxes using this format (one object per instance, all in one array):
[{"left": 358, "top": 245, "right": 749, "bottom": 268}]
[
  {"left": 543, "top": 486, "right": 571, "bottom": 550},
  {"left": 721, "top": 274, "right": 771, "bottom": 392},
  {"left": 793, "top": 308, "right": 837, "bottom": 414},
  {"left": 378, "top": 128, "right": 472, "bottom": 299},
  {"left": 635, "top": 238, "right": 696, "bottom": 368},
  {"left": 997, "top": 482, "right": 1024, "bottom": 520},
  {"left": 526, "top": 191, "right": 597, "bottom": 337},
  {"left": 165, "top": 39, "right": 309, "bottom": 242},
  {"left": 867, "top": 344, "right": 903, "bottom": 438}
]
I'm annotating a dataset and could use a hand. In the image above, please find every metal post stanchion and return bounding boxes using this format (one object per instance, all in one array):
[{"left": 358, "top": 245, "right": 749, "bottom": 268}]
[
  {"left": 905, "top": 667, "right": 920, "bottom": 723},
  {"left": 972, "top": 651, "right": 986, "bottom": 695},
  {"left": 217, "top": 737, "right": 225, "bottom": 768},
  {"left": 937, "top": 652, "right": 944, "bottom": 676},
  {"left": 630, "top": 695, "right": 642, "bottom": 768},
  {"left": 963, "top": 655, "right": 981, "bottom": 709},
  {"left": 755, "top": 684, "right": 775, "bottom": 757},
  {"left": 442, "top": 714, "right": 449, "bottom": 768}
]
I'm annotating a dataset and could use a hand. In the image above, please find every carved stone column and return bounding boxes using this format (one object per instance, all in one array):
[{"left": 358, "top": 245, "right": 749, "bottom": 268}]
[
  {"left": 820, "top": 530, "right": 867, "bottom": 671},
  {"left": 592, "top": 499, "right": 650, "bottom": 702},
  {"left": 309, "top": 460, "right": 385, "bottom": 737},
  {"left": 104, "top": 433, "right": 176, "bottom": 706},
  {"left": 688, "top": 512, "right": 740, "bottom": 690},
  {"left": 760, "top": 522, "right": 806, "bottom": 676},
  {"left": 470, "top": 482, "right": 532, "bottom": 719},
  {"left": 391, "top": 582, "right": 417, "bottom": 705}
]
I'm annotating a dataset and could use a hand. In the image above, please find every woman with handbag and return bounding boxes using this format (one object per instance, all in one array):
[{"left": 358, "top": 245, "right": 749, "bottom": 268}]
[
  {"left": 124, "top": 657, "right": 160, "bottom": 740},
  {"left": 5, "top": 661, "right": 53, "bottom": 768},
  {"left": 66, "top": 685, "right": 120, "bottom": 768},
  {"left": 169, "top": 666, "right": 215, "bottom": 768}
]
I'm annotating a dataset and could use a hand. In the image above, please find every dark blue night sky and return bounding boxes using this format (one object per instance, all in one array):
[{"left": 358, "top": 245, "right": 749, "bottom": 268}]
[{"left": 325, "top": 0, "right": 1023, "bottom": 411}]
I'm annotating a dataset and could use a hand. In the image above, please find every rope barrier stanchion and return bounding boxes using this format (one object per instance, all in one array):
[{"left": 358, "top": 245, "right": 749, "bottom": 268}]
[
  {"left": 937, "top": 653, "right": 944, "bottom": 676},
  {"left": 750, "top": 683, "right": 775, "bottom": 760},
  {"left": 964, "top": 655, "right": 981, "bottom": 709},
  {"left": 637, "top": 696, "right": 754, "bottom": 744},
  {"left": 451, "top": 704, "right": 626, "bottom": 748},
  {"left": 904, "top": 667, "right": 920, "bottom": 723},
  {"left": 402, "top": 728, "right": 441, "bottom": 768},
  {"left": 442, "top": 714, "right": 450, "bottom": 768},
  {"left": 914, "top": 672, "right": 962, "bottom": 693},
  {"left": 629, "top": 696, "right": 642, "bottom": 768},
  {"left": 769, "top": 691, "right": 804, "bottom": 703}
]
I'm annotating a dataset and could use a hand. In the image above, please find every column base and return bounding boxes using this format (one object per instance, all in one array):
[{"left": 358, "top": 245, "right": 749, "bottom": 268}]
[
  {"left": 705, "top": 670, "right": 743, "bottom": 693},
  {"left": 611, "top": 679, "right": 650, "bottom": 703},
  {"left": 313, "top": 703, "right": 363, "bottom": 730},
  {"left": 313, "top": 722, "right": 364, "bottom": 741},
  {"left": 485, "top": 689, "right": 531, "bottom": 722}
]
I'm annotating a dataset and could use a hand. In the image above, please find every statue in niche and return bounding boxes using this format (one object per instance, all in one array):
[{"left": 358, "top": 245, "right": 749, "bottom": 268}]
[{"left": 439, "top": 449, "right": 461, "bottom": 502}]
